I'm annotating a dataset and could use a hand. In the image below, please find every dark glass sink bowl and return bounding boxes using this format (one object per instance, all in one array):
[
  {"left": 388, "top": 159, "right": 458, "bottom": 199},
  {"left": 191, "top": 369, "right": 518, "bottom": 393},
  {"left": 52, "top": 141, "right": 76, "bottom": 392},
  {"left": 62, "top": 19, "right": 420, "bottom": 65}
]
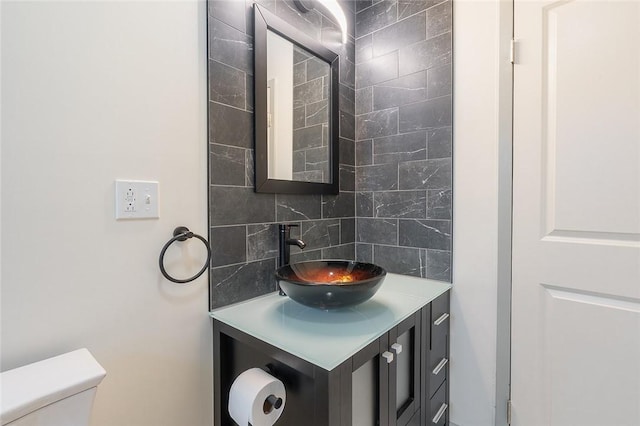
[{"left": 275, "top": 260, "right": 387, "bottom": 309}]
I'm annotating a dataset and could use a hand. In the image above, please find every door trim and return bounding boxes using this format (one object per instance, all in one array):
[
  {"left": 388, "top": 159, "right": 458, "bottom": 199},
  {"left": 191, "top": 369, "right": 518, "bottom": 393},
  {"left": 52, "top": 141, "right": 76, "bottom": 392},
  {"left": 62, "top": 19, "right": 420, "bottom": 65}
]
[
  {"left": 496, "top": 2, "right": 514, "bottom": 425},
  {"left": 451, "top": 1, "right": 515, "bottom": 423}
]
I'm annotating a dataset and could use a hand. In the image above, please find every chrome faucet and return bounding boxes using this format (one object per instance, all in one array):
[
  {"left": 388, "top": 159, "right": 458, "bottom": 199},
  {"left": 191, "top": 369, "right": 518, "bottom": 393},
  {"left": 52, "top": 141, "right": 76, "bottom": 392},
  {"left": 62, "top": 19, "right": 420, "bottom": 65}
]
[{"left": 278, "top": 224, "right": 306, "bottom": 295}]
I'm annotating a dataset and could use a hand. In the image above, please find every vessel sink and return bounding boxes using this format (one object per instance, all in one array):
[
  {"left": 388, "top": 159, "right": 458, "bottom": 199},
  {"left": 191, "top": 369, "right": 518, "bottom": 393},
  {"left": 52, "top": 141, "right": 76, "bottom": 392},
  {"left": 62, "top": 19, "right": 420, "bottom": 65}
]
[{"left": 275, "top": 260, "right": 386, "bottom": 309}]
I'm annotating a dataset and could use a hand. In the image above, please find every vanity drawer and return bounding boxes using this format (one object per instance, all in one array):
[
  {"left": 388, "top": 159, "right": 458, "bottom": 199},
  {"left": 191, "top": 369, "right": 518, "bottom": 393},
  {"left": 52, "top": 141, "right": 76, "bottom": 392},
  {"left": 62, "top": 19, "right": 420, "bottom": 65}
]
[
  {"left": 430, "top": 293, "right": 450, "bottom": 342},
  {"left": 428, "top": 337, "right": 448, "bottom": 398},
  {"left": 430, "top": 293, "right": 449, "bottom": 363},
  {"left": 429, "top": 381, "right": 448, "bottom": 426}
]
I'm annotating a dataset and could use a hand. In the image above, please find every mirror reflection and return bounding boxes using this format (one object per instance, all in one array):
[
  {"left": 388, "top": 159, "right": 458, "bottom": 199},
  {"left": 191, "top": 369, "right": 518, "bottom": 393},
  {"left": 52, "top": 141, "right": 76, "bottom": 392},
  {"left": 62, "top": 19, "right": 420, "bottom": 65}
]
[
  {"left": 254, "top": 3, "right": 339, "bottom": 195},
  {"left": 266, "top": 31, "right": 331, "bottom": 183}
]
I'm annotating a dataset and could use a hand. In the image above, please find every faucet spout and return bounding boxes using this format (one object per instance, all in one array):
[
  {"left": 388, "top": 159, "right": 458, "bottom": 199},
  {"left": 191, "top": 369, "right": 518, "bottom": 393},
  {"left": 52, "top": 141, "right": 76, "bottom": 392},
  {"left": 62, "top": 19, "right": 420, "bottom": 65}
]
[{"left": 286, "top": 238, "right": 306, "bottom": 250}]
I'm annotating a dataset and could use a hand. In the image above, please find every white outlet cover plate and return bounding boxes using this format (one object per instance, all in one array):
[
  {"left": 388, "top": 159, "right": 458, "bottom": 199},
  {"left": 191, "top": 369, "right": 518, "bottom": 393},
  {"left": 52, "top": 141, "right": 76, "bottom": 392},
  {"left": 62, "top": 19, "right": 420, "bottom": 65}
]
[{"left": 115, "top": 180, "right": 159, "bottom": 219}]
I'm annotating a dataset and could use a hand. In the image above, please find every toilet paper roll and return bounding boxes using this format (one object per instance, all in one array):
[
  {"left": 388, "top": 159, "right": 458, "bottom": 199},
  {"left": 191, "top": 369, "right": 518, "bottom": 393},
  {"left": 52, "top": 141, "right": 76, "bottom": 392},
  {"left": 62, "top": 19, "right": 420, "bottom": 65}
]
[{"left": 228, "top": 368, "right": 286, "bottom": 426}]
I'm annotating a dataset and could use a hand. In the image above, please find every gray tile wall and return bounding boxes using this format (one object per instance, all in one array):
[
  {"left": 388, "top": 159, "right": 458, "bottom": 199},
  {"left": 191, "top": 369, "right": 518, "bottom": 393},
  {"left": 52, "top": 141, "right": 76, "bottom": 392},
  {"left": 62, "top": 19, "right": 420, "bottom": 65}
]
[
  {"left": 208, "top": 0, "right": 356, "bottom": 309},
  {"left": 208, "top": 0, "right": 452, "bottom": 309},
  {"left": 354, "top": 0, "right": 452, "bottom": 281}
]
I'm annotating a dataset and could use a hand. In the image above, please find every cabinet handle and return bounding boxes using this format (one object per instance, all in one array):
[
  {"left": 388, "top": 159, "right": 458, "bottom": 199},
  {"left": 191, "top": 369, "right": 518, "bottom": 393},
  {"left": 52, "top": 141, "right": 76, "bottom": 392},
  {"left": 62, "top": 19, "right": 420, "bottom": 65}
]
[
  {"left": 432, "top": 358, "right": 449, "bottom": 375},
  {"left": 391, "top": 343, "right": 403, "bottom": 355},
  {"left": 432, "top": 403, "right": 448, "bottom": 424},
  {"left": 433, "top": 313, "right": 450, "bottom": 326},
  {"left": 382, "top": 351, "right": 394, "bottom": 364}
]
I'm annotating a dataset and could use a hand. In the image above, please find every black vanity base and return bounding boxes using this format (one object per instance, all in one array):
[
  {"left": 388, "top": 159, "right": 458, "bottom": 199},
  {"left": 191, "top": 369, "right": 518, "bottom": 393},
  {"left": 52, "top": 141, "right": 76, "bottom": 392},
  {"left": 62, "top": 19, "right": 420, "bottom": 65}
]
[{"left": 213, "top": 291, "right": 449, "bottom": 426}]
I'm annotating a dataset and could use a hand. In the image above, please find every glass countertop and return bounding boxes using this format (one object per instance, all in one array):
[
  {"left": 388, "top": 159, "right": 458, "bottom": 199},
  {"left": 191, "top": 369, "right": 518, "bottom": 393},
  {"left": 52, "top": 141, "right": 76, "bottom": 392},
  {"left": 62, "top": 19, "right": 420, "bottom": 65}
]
[{"left": 210, "top": 273, "right": 451, "bottom": 371}]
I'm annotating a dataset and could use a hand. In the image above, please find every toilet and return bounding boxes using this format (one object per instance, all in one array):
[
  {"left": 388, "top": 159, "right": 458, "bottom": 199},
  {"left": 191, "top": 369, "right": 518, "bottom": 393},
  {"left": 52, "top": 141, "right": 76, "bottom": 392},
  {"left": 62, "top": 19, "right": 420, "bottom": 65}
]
[{"left": 0, "top": 348, "right": 106, "bottom": 426}]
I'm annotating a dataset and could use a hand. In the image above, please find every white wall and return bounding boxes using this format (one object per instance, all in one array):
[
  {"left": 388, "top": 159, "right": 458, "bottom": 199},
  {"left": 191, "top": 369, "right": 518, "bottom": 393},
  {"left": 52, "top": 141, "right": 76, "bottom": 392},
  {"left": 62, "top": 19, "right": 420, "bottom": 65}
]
[
  {"left": 451, "top": 1, "right": 512, "bottom": 425},
  {"left": 0, "top": 2, "right": 212, "bottom": 425}
]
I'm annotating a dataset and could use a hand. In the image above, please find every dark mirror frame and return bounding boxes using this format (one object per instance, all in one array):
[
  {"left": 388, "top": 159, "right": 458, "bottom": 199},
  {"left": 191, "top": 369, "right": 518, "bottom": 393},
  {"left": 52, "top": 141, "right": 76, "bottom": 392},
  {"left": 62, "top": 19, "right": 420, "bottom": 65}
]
[{"left": 254, "top": 4, "right": 340, "bottom": 195}]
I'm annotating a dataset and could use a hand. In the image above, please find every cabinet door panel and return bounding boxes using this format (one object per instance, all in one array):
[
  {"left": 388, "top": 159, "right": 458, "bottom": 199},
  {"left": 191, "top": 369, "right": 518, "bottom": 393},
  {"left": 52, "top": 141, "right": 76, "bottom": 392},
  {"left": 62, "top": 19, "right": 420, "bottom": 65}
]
[
  {"left": 395, "top": 330, "right": 413, "bottom": 412},
  {"left": 352, "top": 357, "right": 379, "bottom": 426},
  {"left": 351, "top": 336, "right": 386, "bottom": 426},
  {"left": 391, "top": 312, "right": 421, "bottom": 426}
]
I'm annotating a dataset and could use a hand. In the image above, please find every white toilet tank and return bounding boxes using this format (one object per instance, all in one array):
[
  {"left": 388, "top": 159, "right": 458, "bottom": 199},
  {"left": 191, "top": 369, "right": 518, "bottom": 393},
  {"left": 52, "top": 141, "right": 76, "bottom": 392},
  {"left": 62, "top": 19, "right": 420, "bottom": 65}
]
[{"left": 0, "top": 348, "right": 106, "bottom": 426}]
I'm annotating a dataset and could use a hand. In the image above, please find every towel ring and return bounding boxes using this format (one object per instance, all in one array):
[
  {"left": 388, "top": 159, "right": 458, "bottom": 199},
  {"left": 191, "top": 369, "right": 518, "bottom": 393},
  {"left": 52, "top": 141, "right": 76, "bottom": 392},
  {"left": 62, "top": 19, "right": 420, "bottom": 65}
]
[{"left": 159, "top": 226, "right": 211, "bottom": 284}]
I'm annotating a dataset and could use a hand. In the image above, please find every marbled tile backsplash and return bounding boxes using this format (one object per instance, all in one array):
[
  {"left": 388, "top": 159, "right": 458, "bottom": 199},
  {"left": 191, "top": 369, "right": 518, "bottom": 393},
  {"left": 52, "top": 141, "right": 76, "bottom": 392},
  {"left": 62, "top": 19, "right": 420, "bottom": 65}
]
[
  {"left": 208, "top": 0, "right": 452, "bottom": 309},
  {"left": 354, "top": 0, "right": 452, "bottom": 281},
  {"left": 208, "top": 0, "right": 357, "bottom": 309}
]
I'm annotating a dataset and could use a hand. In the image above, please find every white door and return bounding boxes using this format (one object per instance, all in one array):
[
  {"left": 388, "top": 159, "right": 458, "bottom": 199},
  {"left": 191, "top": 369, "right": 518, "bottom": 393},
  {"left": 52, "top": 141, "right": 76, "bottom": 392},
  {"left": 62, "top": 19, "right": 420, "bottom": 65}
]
[{"left": 511, "top": 1, "right": 640, "bottom": 425}]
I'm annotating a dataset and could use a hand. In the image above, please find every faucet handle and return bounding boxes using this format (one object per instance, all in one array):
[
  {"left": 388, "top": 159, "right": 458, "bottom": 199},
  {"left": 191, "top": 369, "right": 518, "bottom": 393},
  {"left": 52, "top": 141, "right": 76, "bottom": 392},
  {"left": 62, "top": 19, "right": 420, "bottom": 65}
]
[{"left": 279, "top": 223, "right": 299, "bottom": 236}]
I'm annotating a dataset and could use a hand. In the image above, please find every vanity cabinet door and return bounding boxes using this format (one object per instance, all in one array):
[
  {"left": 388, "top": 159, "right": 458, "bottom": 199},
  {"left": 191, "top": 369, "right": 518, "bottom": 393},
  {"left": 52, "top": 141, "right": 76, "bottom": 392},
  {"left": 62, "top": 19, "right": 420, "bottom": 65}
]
[
  {"left": 349, "top": 311, "right": 421, "bottom": 426},
  {"left": 388, "top": 312, "right": 421, "bottom": 426},
  {"left": 350, "top": 335, "right": 387, "bottom": 426}
]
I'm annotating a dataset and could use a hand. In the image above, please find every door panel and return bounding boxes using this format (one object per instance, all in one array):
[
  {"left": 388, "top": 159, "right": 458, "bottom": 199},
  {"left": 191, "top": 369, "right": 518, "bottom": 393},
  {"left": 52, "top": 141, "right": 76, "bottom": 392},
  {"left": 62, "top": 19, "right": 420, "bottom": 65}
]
[
  {"left": 542, "top": 1, "right": 640, "bottom": 236},
  {"left": 395, "top": 330, "right": 412, "bottom": 412},
  {"left": 545, "top": 289, "right": 640, "bottom": 425},
  {"left": 390, "top": 313, "right": 421, "bottom": 426},
  {"left": 352, "top": 336, "right": 384, "bottom": 426},
  {"left": 352, "top": 357, "right": 379, "bottom": 426},
  {"left": 512, "top": 1, "right": 640, "bottom": 425}
]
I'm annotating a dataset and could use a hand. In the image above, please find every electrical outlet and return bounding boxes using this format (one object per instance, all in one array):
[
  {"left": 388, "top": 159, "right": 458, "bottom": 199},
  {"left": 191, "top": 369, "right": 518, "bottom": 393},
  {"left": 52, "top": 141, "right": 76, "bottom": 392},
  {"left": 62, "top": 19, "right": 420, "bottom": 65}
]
[{"left": 115, "top": 180, "right": 159, "bottom": 219}]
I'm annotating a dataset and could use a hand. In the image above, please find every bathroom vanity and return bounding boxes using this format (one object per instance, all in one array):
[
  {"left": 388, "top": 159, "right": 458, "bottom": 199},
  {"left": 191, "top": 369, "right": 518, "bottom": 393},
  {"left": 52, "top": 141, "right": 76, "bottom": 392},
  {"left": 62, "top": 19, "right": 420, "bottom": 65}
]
[{"left": 211, "top": 274, "right": 451, "bottom": 426}]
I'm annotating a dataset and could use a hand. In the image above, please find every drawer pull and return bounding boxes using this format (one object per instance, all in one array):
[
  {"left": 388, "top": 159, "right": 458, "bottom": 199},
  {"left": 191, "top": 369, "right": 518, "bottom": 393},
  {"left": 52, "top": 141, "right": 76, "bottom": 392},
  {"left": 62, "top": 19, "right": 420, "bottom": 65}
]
[
  {"left": 433, "top": 313, "right": 450, "bottom": 326},
  {"left": 382, "top": 351, "right": 394, "bottom": 364},
  {"left": 432, "top": 403, "right": 448, "bottom": 424},
  {"left": 432, "top": 358, "right": 449, "bottom": 375},
  {"left": 391, "top": 343, "right": 403, "bottom": 355}
]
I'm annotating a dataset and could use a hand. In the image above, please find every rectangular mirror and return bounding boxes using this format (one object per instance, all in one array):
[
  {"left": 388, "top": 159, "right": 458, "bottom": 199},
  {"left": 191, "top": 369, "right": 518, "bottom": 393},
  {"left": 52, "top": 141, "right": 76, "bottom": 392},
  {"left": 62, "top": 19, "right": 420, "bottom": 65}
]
[{"left": 254, "top": 4, "right": 340, "bottom": 194}]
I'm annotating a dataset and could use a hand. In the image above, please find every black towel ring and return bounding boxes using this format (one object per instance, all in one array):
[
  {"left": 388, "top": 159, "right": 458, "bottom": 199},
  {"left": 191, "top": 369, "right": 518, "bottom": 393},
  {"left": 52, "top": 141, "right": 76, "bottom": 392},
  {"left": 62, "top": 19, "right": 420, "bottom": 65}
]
[{"left": 159, "top": 226, "right": 211, "bottom": 284}]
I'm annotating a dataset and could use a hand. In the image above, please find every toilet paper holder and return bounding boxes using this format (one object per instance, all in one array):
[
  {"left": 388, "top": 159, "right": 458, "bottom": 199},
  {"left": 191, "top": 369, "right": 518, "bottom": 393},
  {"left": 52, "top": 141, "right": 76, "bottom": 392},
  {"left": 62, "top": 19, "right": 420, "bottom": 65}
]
[
  {"left": 263, "top": 394, "right": 283, "bottom": 414},
  {"left": 260, "top": 365, "right": 282, "bottom": 415},
  {"left": 229, "top": 366, "right": 286, "bottom": 426}
]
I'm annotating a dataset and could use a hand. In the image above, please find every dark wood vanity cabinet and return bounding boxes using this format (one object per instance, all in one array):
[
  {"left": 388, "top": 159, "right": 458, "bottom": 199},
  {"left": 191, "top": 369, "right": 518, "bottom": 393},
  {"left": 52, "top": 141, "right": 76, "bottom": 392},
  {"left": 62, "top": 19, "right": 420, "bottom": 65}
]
[
  {"left": 213, "top": 290, "right": 450, "bottom": 426},
  {"left": 346, "top": 291, "right": 450, "bottom": 426}
]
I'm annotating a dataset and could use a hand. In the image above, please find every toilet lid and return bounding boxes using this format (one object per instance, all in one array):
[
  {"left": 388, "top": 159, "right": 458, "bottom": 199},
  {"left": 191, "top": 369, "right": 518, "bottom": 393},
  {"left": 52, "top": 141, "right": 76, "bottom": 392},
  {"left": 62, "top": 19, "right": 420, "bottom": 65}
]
[{"left": 0, "top": 348, "right": 106, "bottom": 425}]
